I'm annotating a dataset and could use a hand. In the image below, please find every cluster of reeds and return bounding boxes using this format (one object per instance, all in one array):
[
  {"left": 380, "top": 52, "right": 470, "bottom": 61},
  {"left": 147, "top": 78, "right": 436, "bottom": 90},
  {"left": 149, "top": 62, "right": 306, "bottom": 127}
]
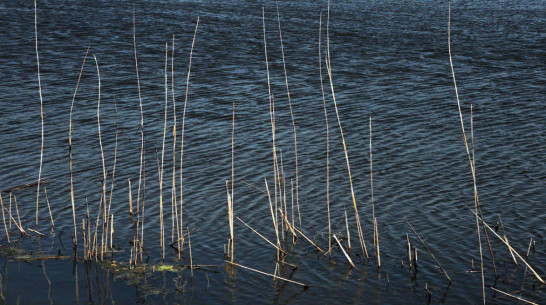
[{"left": 1, "top": 2, "right": 542, "bottom": 303}]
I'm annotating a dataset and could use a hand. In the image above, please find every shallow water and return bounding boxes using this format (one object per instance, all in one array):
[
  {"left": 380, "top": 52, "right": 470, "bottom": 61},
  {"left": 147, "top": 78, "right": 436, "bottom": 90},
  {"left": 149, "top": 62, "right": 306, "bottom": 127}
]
[{"left": 0, "top": 0, "right": 544, "bottom": 304}]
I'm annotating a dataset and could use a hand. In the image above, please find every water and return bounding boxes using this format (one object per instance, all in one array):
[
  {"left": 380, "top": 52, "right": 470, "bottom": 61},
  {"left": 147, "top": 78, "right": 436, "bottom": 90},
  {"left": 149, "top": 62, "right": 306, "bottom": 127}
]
[{"left": 0, "top": 0, "right": 544, "bottom": 303}]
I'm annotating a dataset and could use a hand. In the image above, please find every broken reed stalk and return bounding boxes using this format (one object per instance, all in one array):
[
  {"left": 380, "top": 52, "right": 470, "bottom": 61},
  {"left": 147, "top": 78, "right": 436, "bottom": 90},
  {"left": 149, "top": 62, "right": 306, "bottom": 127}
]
[
  {"left": 159, "top": 41, "right": 169, "bottom": 261},
  {"left": 264, "top": 178, "right": 281, "bottom": 255},
  {"left": 498, "top": 215, "right": 517, "bottom": 266},
  {"left": 0, "top": 193, "right": 10, "bottom": 243},
  {"left": 34, "top": 0, "right": 45, "bottom": 228},
  {"left": 291, "top": 224, "right": 323, "bottom": 252},
  {"left": 2, "top": 197, "right": 25, "bottom": 235},
  {"left": 180, "top": 17, "right": 200, "bottom": 249},
  {"left": 133, "top": 7, "right": 146, "bottom": 262},
  {"left": 93, "top": 54, "right": 108, "bottom": 261},
  {"left": 405, "top": 218, "right": 451, "bottom": 282},
  {"left": 226, "top": 261, "right": 308, "bottom": 288},
  {"left": 325, "top": 3, "right": 367, "bottom": 259},
  {"left": 490, "top": 287, "right": 538, "bottom": 305},
  {"left": 345, "top": 209, "right": 351, "bottom": 251},
  {"left": 170, "top": 35, "right": 180, "bottom": 258},
  {"left": 226, "top": 181, "right": 234, "bottom": 262},
  {"left": 472, "top": 211, "right": 544, "bottom": 284},
  {"left": 369, "top": 115, "right": 379, "bottom": 266},
  {"left": 43, "top": 188, "right": 54, "bottom": 227},
  {"left": 277, "top": 207, "right": 297, "bottom": 242},
  {"left": 470, "top": 104, "right": 485, "bottom": 304},
  {"left": 318, "top": 12, "right": 331, "bottom": 254},
  {"left": 276, "top": 2, "right": 301, "bottom": 229},
  {"left": 188, "top": 228, "right": 193, "bottom": 277},
  {"left": 237, "top": 217, "right": 287, "bottom": 255},
  {"left": 128, "top": 179, "right": 133, "bottom": 216},
  {"left": 13, "top": 196, "right": 24, "bottom": 235},
  {"left": 333, "top": 234, "right": 355, "bottom": 268},
  {"left": 69, "top": 47, "right": 90, "bottom": 247},
  {"left": 407, "top": 233, "right": 412, "bottom": 270},
  {"left": 230, "top": 97, "right": 235, "bottom": 261}
]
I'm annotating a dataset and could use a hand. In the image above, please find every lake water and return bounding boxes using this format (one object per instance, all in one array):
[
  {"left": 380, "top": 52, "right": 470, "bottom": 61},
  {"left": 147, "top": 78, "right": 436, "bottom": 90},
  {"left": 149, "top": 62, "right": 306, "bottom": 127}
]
[{"left": 0, "top": 0, "right": 544, "bottom": 304}]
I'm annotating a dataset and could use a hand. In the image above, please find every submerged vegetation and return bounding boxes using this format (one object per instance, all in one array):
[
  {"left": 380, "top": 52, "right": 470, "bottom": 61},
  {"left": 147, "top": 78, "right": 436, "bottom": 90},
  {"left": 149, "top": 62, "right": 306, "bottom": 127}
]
[{"left": 0, "top": 1, "right": 543, "bottom": 304}]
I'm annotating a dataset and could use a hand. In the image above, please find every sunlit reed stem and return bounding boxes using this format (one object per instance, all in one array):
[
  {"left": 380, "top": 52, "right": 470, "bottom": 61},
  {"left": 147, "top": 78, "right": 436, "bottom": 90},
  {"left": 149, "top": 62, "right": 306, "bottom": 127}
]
[
  {"left": 276, "top": 2, "right": 301, "bottom": 229},
  {"left": 159, "top": 41, "right": 169, "bottom": 261},
  {"left": 69, "top": 47, "right": 89, "bottom": 248},
  {"left": 133, "top": 8, "right": 146, "bottom": 262},
  {"left": 34, "top": 0, "right": 45, "bottom": 228},
  {"left": 93, "top": 54, "right": 107, "bottom": 260},
  {"left": 170, "top": 35, "right": 180, "bottom": 257},
  {"left": 325, "top": 1, "right": 367, "bottom": 259},
  {"left": 318, "top": 12, "right": 331, "bottom": 254},
  {"left": 180, "top": 17, "right": 200, "bottom": 249},
  {"left": 448, "top": 0, "right": 497, "bottom": 280}
]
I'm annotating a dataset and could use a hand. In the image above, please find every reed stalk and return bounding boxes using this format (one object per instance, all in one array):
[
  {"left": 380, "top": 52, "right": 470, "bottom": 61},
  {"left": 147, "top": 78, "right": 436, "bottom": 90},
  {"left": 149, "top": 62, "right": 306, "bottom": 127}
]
[
  {"left": 226, "top": 261, "right": 308, "bottom": 287},
  {"left": 276, "top": 3, "right": 301, "bottom": 229},
  {"left": 226, "top": 181, "right": 234, "bottom": 262},
  {"left": 470, "top": 104, "right": 485, "bottom": 303},
  {"left": 345, "top": 209, "right": 351, "bottom": 251},
  {"left": 34, "top": 0, "right": 45, "bottom": 228},
  {"left": 0, "top": 193, "right": 10, "bottom": 243},
  {"left": 2, "top": 196, "right": 25, "bottom": 235},
  {"left": 133, "top": 8, "right": 146, "bottom": 262},
  {"left": 318, "top": 12, "right": 331, "bottom": 254},
  {"left": 128, "top": 179, "right": 133, "bottom": 216},
  {"left": 406, "top": 233, "right": 412, "bottom": 270},
  {"left": 69, "top": 46, "right": 89, "bottom": 247},
  {"left": 472, "top": 211, "right": 544, "bottom": 284},
  {"left": 170, "top": 35, "right": 180, "bottom": 257},
  {"left": 490, "top": 287, "right": 537, "bottom": 305},
  {"left": 265, "top": 178, "right": 281, "bottom": 255},
  {"left": 237, "top": 217, "right": 287, "bottom": 255},
  {"left": 325, "top": 2, "right": 367, "bottom": 259},
  {"left": 180, "top": 17, "right": 200, "bottom": 249},
  {"left": 159, "top": 41, "right": 169, "bottom": 261},
  {"left": 44, "top": 188, "right": 54, "bottom": 227},
  {"left": 188, "top": 228, "right": 193, "bottom": 277},
  {"left": 405, "top": 218, "right": 451, "bottom": 282},
  {"left": 333, "top": 234, "right": 355, "bottom": 268},
  {"left": 93, "top": 54, "right": 107, "bottom": 260},
  {"left": 13, "top": 196, "right": 23, "bottom": 234},
  {"left": 104, "top": 98, "right": 119, "bottom": 252},
  {"left": 230, "top": 98, "right": 235, "bottom": 260}
]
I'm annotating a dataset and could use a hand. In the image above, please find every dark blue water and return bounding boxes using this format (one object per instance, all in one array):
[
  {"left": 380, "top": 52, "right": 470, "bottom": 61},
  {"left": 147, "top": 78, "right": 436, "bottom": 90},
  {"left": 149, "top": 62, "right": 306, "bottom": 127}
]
[{"left": 0, "top": 0, "right": 544, "bottom": 304}]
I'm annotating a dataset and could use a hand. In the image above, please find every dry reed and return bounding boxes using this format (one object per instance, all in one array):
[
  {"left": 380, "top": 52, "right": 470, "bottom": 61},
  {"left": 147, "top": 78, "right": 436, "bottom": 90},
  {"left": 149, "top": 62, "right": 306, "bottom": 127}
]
[
  {"left": 34, "top": 0, "right": 45, "bottom": 228},
  {"left": 318, "top": 11, "right": 331, "bottom": 254},
  {"left": 275, "top": 2, "right": 301, "bottom": 229},
  {"left": 68, "top": 46, "right": 90, "bottom": 248},
  {"left": 226, "top": 261, "right": 308, "bottom": 288},
  {"left": 180, "top": 17, "right": 200, "bottom": 252},
  {"left": 325, "top": 2, "right": 367, "bottom": 259},
  {"left": 333, "top": 234, "right": 355, "bottom": 268}
]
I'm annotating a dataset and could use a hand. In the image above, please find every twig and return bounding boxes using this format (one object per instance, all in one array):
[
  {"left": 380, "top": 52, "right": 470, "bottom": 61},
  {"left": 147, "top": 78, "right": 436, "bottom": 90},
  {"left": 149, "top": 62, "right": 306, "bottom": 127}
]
[
  {"left": 490, "top": 287, "right": 537, "bottom": 305},
  {"left": 226, "top": 261, "right": 308, "bottom": 288}
]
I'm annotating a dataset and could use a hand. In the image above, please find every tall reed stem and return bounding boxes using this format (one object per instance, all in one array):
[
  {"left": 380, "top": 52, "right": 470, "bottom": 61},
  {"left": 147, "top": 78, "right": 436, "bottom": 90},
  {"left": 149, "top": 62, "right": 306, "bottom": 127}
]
[
  {"left": 325, "top": 2, "right": 367, "bottom": 258},
  {"left": 34, "top": 0, "right": 45, "bottom": 228},
  {"left": 68, "top": 47, "right": 89, "bottom": 248}
]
